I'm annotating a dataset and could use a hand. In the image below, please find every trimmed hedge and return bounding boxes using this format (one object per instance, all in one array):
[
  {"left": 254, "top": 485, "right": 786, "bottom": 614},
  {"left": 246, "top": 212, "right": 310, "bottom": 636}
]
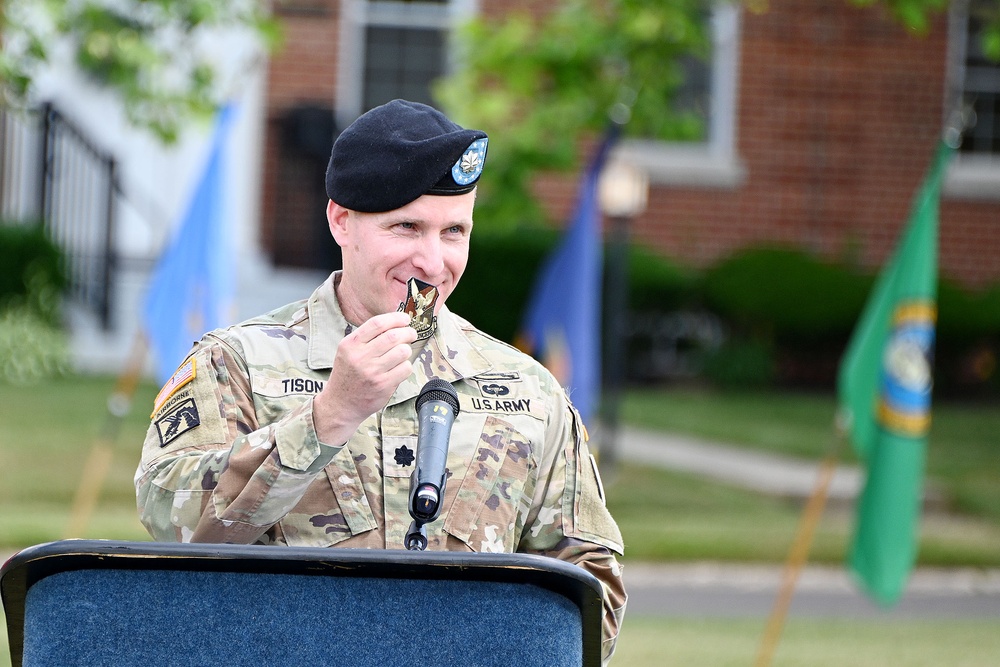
[
  {"left": 453, "top": 233, "right": 999, "bottom": 395},
  {"left": 447, "top": 228, "right": 561, "bottom": 344},
  {"left": 450, "top": 228, "right": 699, "bottom": 345},
  {"left": 702, "top": 246, "right": 873, "bottom": 341},
  {"left": 701, "top": 244, "right": 1000, "bottom": 394},
  {"left": 0, "top": 222, "right": 67, "bottom": 325},
  {"left": 0, "top": 222, "right": 69, "bottom": 383}
]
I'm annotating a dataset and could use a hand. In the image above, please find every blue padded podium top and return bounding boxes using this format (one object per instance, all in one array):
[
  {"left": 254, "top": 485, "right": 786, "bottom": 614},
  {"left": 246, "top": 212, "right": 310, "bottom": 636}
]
[{"left": 1, "top": 540, "right": 604, "bottom": 667}]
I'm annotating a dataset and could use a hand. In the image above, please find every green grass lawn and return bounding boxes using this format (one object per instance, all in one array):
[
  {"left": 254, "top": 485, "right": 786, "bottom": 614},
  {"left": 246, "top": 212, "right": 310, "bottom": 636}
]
[
  {"left": 614, "top": 617, "right": 1000, "bottom": 667},
  {"left": 1, "top": 376, "right": 998, "bottom": 564},
  {"left": 1, "top": 375, "right": 999, "bottom": 666},
  {"left": 2, "top": 612, "right": 997, "bottom": 667},
  {"left": 0, "top": 375, "right": 155, "bottom": 546},
  {"left": 607, "top": 463, "right": 1000, "bottom": 567},
  {"left": 612, "top": 386, "right": 1000, "bottom": 567},
  {"left": 621, "top": 387, "right": 1000, "bottom": 523}
]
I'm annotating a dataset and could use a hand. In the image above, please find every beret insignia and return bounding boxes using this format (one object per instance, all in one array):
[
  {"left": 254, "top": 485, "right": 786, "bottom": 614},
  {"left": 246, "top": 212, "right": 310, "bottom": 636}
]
[{"left": 452, "top": 138, "right": 488, "bottom": 186}]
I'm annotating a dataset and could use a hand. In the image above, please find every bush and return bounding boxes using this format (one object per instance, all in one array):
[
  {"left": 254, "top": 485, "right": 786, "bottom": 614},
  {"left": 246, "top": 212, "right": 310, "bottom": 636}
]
[
  {"left": 702, "top": 245, "right": 872, "bottom": 342},
  {"left": 626, "top": 244, "right": 699, "bottom": 312},
  {"left": 700, "top": 244, "right": 1000, "bottom": 394},
  {"left": 450, "top": 234, "right": 1000, "bottom": 395},
  {"left": 0, "top": 222, "right": 70, "bottom": 384},
  {"left": 451, "top": 228, "right": 696, "bottom": 346},
  {"left": 0, "top": 222, "right": 67, "bottom": 325},
  {"left": 448, "top": 228, "right": 560, "bottom": 343},
  {"left": 701, "top": 338, "right": 775, "bottom": 389},
  {"left": 0, "top": 305, "right": 70, "bottom": 383}
]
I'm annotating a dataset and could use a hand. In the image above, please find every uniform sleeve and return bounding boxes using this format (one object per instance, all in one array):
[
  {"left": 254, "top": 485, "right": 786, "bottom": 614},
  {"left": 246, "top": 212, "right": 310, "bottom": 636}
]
[
  {"left": 517, "top": 389, "right": 627, "bottom": 666},
  {"left": 134, "top": 335, "right": 342, "bottom": 544}
]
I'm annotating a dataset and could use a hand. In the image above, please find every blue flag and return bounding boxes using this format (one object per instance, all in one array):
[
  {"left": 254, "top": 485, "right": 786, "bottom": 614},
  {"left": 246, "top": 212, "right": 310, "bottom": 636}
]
[
  {"left": 144, "top": 105, "right": 238, "bottom": 384},
  {"left": 520, "top": 136, "right": 616, "bottom": 422}
]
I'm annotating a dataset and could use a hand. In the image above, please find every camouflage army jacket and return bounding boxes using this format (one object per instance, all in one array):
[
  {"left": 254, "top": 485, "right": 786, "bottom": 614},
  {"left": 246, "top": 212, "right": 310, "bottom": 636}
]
[{"left": 136, "top": 272, "right": 626, "bottom": 661}]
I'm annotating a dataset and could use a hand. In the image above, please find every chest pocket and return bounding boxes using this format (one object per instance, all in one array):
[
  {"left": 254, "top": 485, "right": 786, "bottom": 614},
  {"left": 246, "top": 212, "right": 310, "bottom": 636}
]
[
  {"left": 276, "top": 445, "right": 377, "bottom": 547},
  {"left": 443, "top": 416, "right": 534, "bottom": 553}
]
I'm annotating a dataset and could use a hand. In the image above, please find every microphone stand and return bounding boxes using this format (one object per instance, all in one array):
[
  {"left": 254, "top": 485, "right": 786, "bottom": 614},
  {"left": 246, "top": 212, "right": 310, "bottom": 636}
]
[
  {"left": 405, "top": 520, "right": 428, "bottom": 551},
  {"left": 405, "top": 482, "right": 441, "bottom": 551}
]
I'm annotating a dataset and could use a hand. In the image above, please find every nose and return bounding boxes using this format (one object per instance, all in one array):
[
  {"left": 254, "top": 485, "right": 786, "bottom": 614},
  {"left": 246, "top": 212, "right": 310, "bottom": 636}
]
[{"left": 411, "top": 234, "right": 445, "bottom": 277}]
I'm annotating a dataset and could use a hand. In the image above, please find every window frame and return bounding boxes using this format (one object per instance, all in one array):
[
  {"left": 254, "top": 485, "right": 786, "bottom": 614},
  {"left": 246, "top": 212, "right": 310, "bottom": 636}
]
[
  {"left": 611, "top": 2, "right": 746, "bottom": 189},
  {"left": 335, "top": 0, "right": 478, "bottom": 130},
  {"left": 944, "top": 0, "right": 1000, "bottom": 201}
]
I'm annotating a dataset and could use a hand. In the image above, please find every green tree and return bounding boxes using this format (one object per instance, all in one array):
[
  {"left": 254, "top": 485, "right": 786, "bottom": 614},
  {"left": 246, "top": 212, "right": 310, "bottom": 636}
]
[
  {"left": 435, "top": 0, "right": 1000, "bottom": 230},
  {"left": 2, "top": 0, "right": 996, "bottom": 150},
  {"left": 0, "top": 0, "right": 280, "bottom": 142},
  {"left": 436, "top": 0, "right": 710, "bottom": 228}
]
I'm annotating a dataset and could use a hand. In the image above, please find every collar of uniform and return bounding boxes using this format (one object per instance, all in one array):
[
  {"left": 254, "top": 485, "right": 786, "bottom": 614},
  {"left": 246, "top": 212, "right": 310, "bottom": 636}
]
[
  {"left": 385, "top": 305, "right": 494, "bottom": 407},
  {"left": 304, "top": 273, "right": 494, "bottom": 384},
  {"left": 305, "top": 272, "right": 348, "bottom": 371}
]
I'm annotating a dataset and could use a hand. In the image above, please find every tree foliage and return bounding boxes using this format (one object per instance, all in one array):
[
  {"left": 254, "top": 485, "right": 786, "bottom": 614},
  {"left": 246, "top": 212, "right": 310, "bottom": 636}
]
[
  {"left": 436, "top": 0, "right": 1000, "bottom": 230},
  {"left": 0, "top": 0, "right": 280, "bottom": 142},
  {"left": 1, "top": 0, "right": 997, "bottom": 152},
  {"left": 855, "top": 0, "right": 999, "bottom": 55},
  {"left": 436, "top": 0, "right": 712, "bottom": 228}
]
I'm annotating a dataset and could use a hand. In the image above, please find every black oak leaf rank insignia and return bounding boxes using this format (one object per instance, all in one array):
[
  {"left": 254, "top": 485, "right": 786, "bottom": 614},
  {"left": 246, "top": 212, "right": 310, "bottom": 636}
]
[{"left": 394, "top": 445, "right": 415, "bottom": 467}]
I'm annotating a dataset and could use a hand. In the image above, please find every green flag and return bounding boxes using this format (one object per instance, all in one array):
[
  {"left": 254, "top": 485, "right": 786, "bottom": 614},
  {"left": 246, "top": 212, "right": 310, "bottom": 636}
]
[{"left": 836, "top": 141, "right": 952, "bottom": 606}]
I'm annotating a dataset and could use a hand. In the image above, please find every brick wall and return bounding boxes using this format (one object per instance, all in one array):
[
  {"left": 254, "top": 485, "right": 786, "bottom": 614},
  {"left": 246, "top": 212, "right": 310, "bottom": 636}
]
[
  {"left": 258, "top": 0, "right": 1000, "bottom": 288},
  {"left": 260, "top": 1, "right": 340, "bottom": 263},
  {"left": 629, "top": 0, "right": 999, "bottom": 288}
]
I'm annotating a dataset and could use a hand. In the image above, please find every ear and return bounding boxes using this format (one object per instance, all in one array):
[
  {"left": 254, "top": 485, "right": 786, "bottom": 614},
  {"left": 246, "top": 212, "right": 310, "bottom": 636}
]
[{"left": 327, "top": 200, "right": 350, "bottom": 246}]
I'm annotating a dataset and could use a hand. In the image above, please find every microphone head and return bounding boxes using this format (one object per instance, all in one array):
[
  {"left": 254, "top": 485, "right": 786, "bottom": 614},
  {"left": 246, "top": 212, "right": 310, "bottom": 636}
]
[{"left": 416, "top": 378, "right": 460, "bottom": 415}]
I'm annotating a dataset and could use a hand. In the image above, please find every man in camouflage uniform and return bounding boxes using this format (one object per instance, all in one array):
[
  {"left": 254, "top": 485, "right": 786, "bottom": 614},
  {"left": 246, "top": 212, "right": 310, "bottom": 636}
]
[{"left": 135, "top": 99, "right": 626, "bottom": 662}]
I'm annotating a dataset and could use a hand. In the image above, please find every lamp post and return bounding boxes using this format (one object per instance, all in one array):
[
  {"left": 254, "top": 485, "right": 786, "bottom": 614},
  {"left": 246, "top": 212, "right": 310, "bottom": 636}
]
[{"left": 596, "top": 159, "right": 648, "bottom": 478}]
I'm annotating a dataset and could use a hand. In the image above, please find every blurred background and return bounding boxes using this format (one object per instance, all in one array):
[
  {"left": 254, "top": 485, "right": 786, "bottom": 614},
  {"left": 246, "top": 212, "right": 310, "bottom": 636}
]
[{"left": 1, "top": 1, "right": 999, "bottom": 665}]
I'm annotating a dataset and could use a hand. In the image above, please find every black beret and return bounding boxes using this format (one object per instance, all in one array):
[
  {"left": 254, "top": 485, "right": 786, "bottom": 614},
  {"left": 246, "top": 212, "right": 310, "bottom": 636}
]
[{"left": 325, "top": 99, "right": 488, "bottom": 213}]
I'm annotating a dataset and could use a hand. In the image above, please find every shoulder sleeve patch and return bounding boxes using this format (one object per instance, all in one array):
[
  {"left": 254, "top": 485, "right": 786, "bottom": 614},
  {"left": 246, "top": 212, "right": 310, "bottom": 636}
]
[{"left": 154, "top": 397, "right": 201, "bottom": 447}]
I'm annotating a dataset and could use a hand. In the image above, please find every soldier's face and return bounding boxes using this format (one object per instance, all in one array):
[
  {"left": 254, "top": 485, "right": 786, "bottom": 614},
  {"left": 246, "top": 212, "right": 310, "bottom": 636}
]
[{"left": 328, "top": 191, "right": 474, "bottom": 324}]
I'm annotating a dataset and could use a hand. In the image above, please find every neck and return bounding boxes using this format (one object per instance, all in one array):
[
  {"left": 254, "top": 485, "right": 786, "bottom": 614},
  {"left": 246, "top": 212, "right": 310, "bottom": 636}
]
[{"left": 333, "top": 273, "right": 364, "bottom": 327}]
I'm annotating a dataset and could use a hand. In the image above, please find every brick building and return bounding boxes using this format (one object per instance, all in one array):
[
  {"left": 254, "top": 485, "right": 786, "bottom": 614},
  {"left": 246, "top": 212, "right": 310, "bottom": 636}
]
[{"left": 258, "top": 0, "right": 1000, "bottom": 289}]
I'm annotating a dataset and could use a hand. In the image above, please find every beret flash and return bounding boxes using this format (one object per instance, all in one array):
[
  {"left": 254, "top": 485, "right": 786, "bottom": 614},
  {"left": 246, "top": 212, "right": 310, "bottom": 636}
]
[{"left": 325, "top": 99, "right": 488, "bottom": 213}]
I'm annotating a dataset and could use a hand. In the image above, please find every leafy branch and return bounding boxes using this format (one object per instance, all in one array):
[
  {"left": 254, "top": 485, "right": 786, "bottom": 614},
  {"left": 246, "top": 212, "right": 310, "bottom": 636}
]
[
  {"left": 1, "top": 0, "right": 281, "bottom": 142},
  {"left": 436, "top": 0, "right": 1000, "bottom": 230}
]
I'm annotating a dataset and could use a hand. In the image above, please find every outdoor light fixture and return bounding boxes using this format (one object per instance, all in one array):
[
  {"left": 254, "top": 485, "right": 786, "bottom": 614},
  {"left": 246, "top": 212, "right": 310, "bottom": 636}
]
[
  {"left": 598, "top": 158, "right": 649, "bottom": 219},
  {"left": 595, "top": 157, "right": 648, "bottom": 477}
]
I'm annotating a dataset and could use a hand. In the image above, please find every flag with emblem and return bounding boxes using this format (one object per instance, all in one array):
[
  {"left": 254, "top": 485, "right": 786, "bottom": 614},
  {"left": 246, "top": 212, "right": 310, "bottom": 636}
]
[
  {"left": 144, "top": 105, "right": 239, "bottom": 384},
  {"left": 519, "top": 134, "right": 616, "bottom": 423},
  {"left": 837, "top": 140, "right": 952, "bottom": 606}
]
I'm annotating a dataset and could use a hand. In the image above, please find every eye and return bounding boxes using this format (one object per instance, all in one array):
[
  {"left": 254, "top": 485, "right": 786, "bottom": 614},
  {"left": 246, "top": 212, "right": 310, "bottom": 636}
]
[{"left": 390, "top": 221, "right": 418, "bottom": 235}]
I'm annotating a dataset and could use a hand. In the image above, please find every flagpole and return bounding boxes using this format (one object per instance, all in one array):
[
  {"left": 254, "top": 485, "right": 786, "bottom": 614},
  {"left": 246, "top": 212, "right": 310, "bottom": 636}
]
[
  {"left": 753, "top": 427, "right": 846, "bottom": 667},
  {"left": 64, "top": 332, "right": 147, "bottom": 538}
]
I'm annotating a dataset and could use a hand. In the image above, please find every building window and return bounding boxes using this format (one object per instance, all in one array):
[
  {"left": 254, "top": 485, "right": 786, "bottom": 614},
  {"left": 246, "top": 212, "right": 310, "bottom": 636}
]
[
  {"left": 362, "top": 26, "right": 446, "bottom": 110},
  {"left": 612, "top": 2, "right": 745, "bottom": 189},
  {"left": 958, "top": 0, "right": 1000, "bottom": 155},
  {"left": 337, "top": 0, "right": 476, "bottom": 129},
  {"left": 944, "top": 0, "right": 1000, "bottom": 200}
]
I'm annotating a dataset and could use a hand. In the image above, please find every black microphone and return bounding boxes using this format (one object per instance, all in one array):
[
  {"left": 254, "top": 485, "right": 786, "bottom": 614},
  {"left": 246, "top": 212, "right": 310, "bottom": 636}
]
[{"left": 408, "top": 378, "right": 460, "bottom": 525}]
